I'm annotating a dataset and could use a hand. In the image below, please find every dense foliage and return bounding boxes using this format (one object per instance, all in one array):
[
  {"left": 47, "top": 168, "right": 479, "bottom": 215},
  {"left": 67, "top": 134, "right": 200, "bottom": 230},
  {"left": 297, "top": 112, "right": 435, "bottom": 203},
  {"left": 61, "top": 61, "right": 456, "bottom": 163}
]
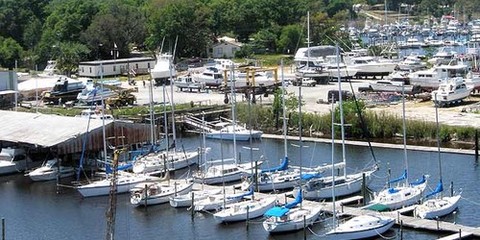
[{"left": 2, "top": 0, "right": 474, "bottom": 73}]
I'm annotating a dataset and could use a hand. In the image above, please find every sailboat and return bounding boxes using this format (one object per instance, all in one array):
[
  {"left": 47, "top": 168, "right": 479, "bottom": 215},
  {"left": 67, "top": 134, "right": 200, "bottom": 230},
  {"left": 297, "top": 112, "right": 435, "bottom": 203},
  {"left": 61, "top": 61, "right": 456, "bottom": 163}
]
[
  {"left": 327, "top": 76, "right": 395, "bottom": 238},
  {"left": 129, "top": 172, "right": 194, "bottom": 207},
  {"left": 133, "top": 51, "right": 203, "bottom": 174},
  {"left": 295, "top": 45, "right": 378, "bottom": 200},
  {"left": 262, "top": 168, "right": 322, "bottom": 233},
  {"left": 414, "top": 93, "right": 461, "bottom": 219},
  {"left": 193, "top": 65, "right": 259, "bottom": 185},
  {"left": 367, "top": 84, "right": 428, "bottom": 211},
  {"left": 241, "top": 59, "right": 321, "bottom": 192}
]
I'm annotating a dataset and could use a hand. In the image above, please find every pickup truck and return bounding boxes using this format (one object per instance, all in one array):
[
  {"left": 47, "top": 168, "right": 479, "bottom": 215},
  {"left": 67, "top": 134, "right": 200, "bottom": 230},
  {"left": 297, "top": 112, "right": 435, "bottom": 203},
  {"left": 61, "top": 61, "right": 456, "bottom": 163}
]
[{"left": 291, "top": 78, "right": 316, "bottom": 87}]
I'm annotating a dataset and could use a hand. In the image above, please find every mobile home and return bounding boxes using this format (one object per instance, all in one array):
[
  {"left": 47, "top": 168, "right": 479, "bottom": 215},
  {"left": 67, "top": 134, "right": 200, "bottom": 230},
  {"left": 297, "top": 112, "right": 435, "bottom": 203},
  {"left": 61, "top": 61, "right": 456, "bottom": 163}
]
[{"left": 78, "top": 57, "right": 155, "bottom": 78}]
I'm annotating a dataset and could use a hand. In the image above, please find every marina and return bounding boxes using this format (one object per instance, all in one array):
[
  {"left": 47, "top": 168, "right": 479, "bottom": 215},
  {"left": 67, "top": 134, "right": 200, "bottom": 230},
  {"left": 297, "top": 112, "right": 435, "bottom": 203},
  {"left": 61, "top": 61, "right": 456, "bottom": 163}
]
[{"left": 0, "top": 135, "right": 479, "bottom": 239}]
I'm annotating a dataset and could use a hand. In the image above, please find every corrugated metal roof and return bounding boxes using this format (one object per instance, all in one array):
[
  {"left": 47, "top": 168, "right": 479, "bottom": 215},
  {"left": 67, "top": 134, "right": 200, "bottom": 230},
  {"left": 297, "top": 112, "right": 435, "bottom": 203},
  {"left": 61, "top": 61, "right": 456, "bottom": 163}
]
[{"left": 0, "top": 110, "right": 113, "bottom": 147}]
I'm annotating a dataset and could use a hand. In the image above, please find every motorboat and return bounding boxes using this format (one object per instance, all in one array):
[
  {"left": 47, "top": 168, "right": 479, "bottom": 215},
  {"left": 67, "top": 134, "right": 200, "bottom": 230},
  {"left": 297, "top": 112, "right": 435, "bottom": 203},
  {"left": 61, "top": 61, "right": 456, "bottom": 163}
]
[
  {"left": 397, "top": 53, "right": 427, "bottom": 71},
  {"left": 323, "top": 55, "right": 358, "bottom": 79},
  {"left": 0, "top": 148, "right": 37, "bottom": 175},
  {"left": 344, "top": 56, "right": 397, "bottom": 78},
  {"left": 42, "top": 76, "right": 85, "bottom": 104},
  {"left": 213, "top": 196, "right": 277, "bottom": 223},
  {"left": 169, "top": 189, "right": 222, "bottom": 208},
  {"left": 427, "top": 47, "right": 457, "bottom": 65},
  {"left": 151, "top": 53, "right": 175, "bottom": 85},
  {"left": 224, "top": 70, "right": 277, "bottom": 88},
  {"left": 75, "top": 108, "right": 114, "bottom": 120},
  {"left": 432, "top": 77, "right": 473, "bottom": 107},
  {"left": 25, "top": 158, "right": 75, "bottom": 181},
  {"left": 130, "top": 178, "right": 194, "bottom": 207},
  {"left": 206, "top": 122, "right": 262, "bottom": 141},
  {"left": 398, "top": 37, "right": 425, "bottom": 49},
  {"left": 369, "top": 80, "right": 420, "bottom": 94},
  {"left": 191, "top": 67, "right": 224, "bottom": 88},
  {"left": 77, "top": 86, "right": 118, "bottom": 104},
  {"left": 326, "top": 215, "right": 395, "bottom": 239},
  {"left": 76, "top": 171, "right": 159, "bottom": 197},
  {"left": 409, "top": 61, "right": 472, "bottom": 90},
  {"left": 174, "top": 74, "right": 205, "bottom": 92},
  {"left": 263, "top": 191, "right": 322, "bottom": 233}
]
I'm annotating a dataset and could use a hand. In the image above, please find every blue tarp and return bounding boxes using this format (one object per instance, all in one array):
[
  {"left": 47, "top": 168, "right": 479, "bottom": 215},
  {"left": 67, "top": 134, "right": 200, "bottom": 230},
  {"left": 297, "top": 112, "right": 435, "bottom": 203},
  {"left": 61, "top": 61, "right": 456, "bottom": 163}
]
[
  {"left": 410, "top": 175, "right": 427, "bottom": 186},
  {"left": 301, "top": 172, "right": 322, "bottom": 181},
  {"left": 388, "top": 169, "right": 407, "bottom": 184},
  {"left": 105, "top": 163, "right": 133, "bottom": 174},
  {"left": 425, "top": 180, "right": 444, "bottom": 198},
  {"left": 227, "top": 186, "right": 253, "bottom": 200},
  {"left": 264, "top": 206, "right": 290, "bottom": 217},
  {"left": 260, "top": 156, "right": 289, "bottom": 174},
  {"left": 284, "top": 190, "right": 302, "bottom": 209},
  {"left": 388, "top": 188, "right": 400, "bottom": 194}
]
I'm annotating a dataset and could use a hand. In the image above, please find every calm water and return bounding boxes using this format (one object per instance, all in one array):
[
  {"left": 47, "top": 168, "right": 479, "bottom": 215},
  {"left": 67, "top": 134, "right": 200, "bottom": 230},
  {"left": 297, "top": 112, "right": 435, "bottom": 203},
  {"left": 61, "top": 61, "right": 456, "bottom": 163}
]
[{"left": 1, "top": 136, "right": 478, "bottom": 240}]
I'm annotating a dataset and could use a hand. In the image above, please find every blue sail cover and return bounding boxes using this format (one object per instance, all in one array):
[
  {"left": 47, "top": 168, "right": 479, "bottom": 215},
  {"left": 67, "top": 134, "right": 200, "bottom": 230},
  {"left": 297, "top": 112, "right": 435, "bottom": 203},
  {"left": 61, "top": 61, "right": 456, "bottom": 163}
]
[
  {"left": 410, "top": 175, "right": 427, "bottom": 186},
  {"left": 264, "top": 206, "right": 290, "bottom": 217},
  {"left": 301, "top": 172, "right": 322, "bottom": 181},
  {"left": 260, "top": 156, "right": 289, "bottom": 174},
  {"left": 425, "top": 180, "right": 444, "bottom": 198},
  {"left": 388, "top": 169, "right": 407, "bottom": 184},
  {"left": 284, "top": 189, "right": 303, "bottom": 209},
  {"left": 105, "top": 162, "right": 133, "bottom": 174},
  {"left": 227, "top": 186, "right": 253, "bottom": 200}
]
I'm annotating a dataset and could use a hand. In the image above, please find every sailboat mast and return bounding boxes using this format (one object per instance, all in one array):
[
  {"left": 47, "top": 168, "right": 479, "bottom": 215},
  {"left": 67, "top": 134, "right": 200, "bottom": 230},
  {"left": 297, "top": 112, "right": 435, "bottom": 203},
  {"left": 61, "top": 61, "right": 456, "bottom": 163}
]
[
  {"left": 434, "top": 93, "right": 442, "bottom": 192},
  {"left": 336, "top": 45, "right": 347, "bottom": 179},
  {"left": 100, "top": 63, "right": 108, "bottom": 164},
  {"left": 162, "top": 76, "right": 169, "bottom": 152},
  {"left": 230, "top": 64, "right": 237, "bottom": 164},
  {"left": 331, "top": 94, "right": 337, "bottom": 230},
  {"left": 281, "top": 59, "right": 287, "bottom": 157},
  {"left": 402, "top": 84, "right": 409, "bottom": 184},
  {"left": 170, "top": 37, "right": 178, "bottom": 149},
  {"left": 149, "top": 78, "right": 155, "bottom": 145}
]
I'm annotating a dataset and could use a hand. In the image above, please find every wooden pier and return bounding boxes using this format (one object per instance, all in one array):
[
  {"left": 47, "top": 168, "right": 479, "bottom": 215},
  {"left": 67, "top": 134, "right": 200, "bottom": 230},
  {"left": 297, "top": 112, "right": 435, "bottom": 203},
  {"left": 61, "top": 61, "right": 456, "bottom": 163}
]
[{"left": 192, "top": 183, "right": 480, "bottom": 238}]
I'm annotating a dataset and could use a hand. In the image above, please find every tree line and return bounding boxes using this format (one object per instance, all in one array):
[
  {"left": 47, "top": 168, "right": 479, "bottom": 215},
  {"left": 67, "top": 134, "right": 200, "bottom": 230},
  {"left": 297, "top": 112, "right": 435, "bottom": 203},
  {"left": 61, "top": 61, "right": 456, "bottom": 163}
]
[{"left": 0, "top": 0, "right": 473, "bottom": 74}]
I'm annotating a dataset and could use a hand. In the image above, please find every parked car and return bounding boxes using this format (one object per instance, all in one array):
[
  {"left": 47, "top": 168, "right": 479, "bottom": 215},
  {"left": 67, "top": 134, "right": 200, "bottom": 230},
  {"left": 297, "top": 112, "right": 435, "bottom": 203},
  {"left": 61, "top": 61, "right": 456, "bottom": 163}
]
[{"left": 327, "top": 90, "right": 353, "bottom": 103}]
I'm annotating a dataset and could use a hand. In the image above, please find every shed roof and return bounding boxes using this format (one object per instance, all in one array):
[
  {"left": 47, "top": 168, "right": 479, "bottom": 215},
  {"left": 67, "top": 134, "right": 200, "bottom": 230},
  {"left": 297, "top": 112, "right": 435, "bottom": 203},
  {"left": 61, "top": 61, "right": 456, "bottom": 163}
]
[{"left": 0, "top": 110, "right": 112, "bottom": 148}]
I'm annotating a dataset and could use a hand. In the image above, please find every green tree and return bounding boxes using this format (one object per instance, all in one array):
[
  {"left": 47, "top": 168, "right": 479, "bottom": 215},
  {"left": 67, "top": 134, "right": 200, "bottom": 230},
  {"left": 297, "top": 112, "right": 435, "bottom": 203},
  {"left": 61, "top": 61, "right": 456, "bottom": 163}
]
[
  {"left": 56, "top": 41, "right": 90, "bottom": 76},
  {"left": 0, "top": 37, "right": 24, "bottom": 69},
  {"left": 277, "top": 24, "right": 303, "bottom": 54}
]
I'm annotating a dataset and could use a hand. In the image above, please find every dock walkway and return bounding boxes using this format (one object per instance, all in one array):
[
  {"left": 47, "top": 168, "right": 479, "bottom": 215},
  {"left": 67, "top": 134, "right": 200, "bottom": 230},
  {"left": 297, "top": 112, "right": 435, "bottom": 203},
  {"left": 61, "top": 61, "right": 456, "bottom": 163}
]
[{"left": 192, "top": 183, "right": 480, "bottom": 238}]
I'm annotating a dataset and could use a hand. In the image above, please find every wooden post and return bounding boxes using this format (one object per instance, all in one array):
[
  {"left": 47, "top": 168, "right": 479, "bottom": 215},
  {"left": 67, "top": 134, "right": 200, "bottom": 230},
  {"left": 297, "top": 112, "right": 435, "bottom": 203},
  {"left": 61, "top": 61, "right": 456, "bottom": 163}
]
[
  {"left": 459, "top": 229, "right": 462, "bottom": 239},
  {"left": 144, "top": 184, "right": 148, "bottom": 210},
  {"left": 246, "top": 206, "right": 250, "bottom": 231},
  {"left": 303, "top": 215, "right": 307, "bottom": 240},
  {"left": 436, "top": 217, "right": 439, "bottom": 230},
  {"left": 476, "top": 130, "right": 478, "bottom": 162},
  {"left": 450, "top": 181, "right": 454, "bottom": 197},
  {"left": 191, "top": 192, "right": 195, "bottom": 221},
  {"left": 255, "top": 160, "right": 259, "bottom": 192},
  {"left": 361, "top": 173, "right": 366, "bottom": 206},
  {"left": 2, "top": 217, "right": 4, "bottom": 240},
  {"left": 400, "top": 220, "right": 403, "bottom": 240}
]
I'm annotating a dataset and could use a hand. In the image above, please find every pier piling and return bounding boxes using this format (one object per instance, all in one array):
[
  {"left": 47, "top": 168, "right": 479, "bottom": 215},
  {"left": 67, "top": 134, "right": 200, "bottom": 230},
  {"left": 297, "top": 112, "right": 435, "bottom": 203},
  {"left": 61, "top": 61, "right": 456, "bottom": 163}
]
[
  {"left": 246, "top": 206, "right": 250, "bottom": 231},
  {"left": 303, "top": 215, "right": 306, "bottom": 240},
  {"left": 2, "top": 217, "right": 4, "bottom": 240},
  {"left": 191, "top": 192, "right": 195, "bottom": 221}
]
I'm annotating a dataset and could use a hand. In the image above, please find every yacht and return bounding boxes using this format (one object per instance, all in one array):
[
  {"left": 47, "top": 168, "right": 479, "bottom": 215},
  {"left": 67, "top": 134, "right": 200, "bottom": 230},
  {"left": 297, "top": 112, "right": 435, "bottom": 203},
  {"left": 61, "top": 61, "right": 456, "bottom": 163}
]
[
  {"left": 344, "top": 56, "right": 397, "bottom": 78},
  {"left": 191, "top": 67, "right": 224, "bottom": 88},
  {"left": 75, "top": 108, "right": 114, "bottom": 120},
  {"left": 206, "top": 122, "right": 262, "bottom": 141},
  {"left": 294, "top": 45, "right": 336, "bottom": 80},
  {"left": 151, "top": 53, "right": 175, "bottom": 85},
  {"left": 0, "top": 148, "right": 37, "bottom": 175},
  {"left": 174, "top": 74, "right": 205, "bottom": 92},
  {"left": 42, "top": 76, "right": 86, "bottom": 104},
  {"left": 25, "top": 158, "right": 75, "bottom": 181},
  {"left": 432, "top": 77, "right": 473, "bottom": 107},
  {"left": 427, "top": 47, "right": 457, "bottom": 65},
  {"left": 77, "top": 86, "right": 118, "bottom": 104},
  {"left": 409, "top": 61, "right": 472, "bottom": 90},
  {"left": 397, "top": 53, "right": 427, "bottom": 71}
]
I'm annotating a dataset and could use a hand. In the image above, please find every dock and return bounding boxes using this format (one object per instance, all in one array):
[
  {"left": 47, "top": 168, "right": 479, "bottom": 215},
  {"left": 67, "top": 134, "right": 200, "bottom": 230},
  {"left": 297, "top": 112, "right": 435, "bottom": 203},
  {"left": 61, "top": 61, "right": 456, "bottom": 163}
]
[{"left": 191, "top": 182, "right": 480, "bottom": 238}]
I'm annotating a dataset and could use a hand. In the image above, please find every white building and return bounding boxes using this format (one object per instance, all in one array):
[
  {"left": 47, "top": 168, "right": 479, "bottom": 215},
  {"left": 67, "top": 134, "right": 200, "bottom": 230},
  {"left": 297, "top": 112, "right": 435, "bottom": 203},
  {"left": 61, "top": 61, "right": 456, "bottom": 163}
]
[
  {"left": 211, "top": 36, "right": 242, "bottom": 58},
  {"left": 78, "top": 57, "right": 155, "bottom": 77}
]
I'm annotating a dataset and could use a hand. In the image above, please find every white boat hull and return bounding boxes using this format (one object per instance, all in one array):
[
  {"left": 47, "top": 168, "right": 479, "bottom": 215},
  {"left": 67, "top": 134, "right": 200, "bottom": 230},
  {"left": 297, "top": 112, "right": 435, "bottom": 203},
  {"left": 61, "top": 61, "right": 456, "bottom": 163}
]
[
  {"left": 206, "top": 131, "right": 262, "bottom": 141},
  {"left": 299, "top": 170, "right": 375, "bottom": 200},
  {"left": 76, "top": 173, "right": 157, "bottom": 197},
  {"left": 0, "top": 162, "right": 26, "bottom": 175},
  {"left": 133, "top": 150, "right": 200, "bottom": 174},
  {"left": 327, "top": 215, "right": 395, "bottom": 239},
  {"left": 213, "top": 197, "right": 277, "bottom": 223},
  {"left": 415, "top": 194, "right": 461, "bottom": 219},
  {"left": 263, "top": 206, "right": 322, "bottom": 233},
  {"left": 169, "top": 189, "right": 222, "bottom": 208},
  {"left": 369, "top": 181, "right": 427, "bottom": 210},
  {"left": 195, "top": 170, "right": 245, "bottom": 185},
  {"left": 26, "top": 167, "right": 75, "bottom": 181},
  {"left": 131, "top": 181, "right": 194, "bottom": 206}
]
